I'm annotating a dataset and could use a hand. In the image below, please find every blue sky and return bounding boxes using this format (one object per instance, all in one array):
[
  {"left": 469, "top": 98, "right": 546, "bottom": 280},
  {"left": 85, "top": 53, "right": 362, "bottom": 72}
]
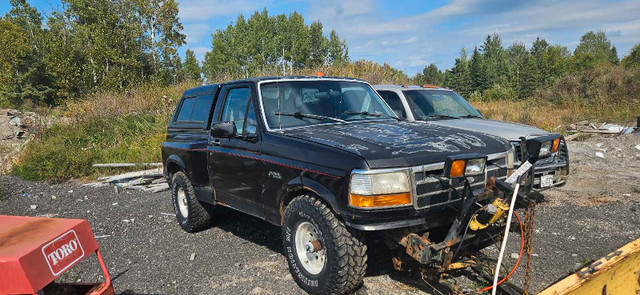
[{"left": 2, "top": 0, "right": 640, "bottom": 75}]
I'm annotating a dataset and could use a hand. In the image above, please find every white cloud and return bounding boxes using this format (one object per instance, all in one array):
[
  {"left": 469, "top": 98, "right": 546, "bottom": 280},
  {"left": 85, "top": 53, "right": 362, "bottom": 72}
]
[
  {"left": 178, "top": 0, "right": 272, "bottom": 23},
  {"left": 183, "top": 23, "right": 211, "bottom": 45}
]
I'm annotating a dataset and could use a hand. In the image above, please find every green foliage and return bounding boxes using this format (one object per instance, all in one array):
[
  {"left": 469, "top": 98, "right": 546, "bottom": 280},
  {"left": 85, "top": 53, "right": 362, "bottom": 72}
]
[
  {"left": 183, "top": 49, "right": 202, "bottom": 82},
  {"left": 0, "top": 0, "right": 186, "bottom": 108},
  {"left": 573, "top": 31, "right": 619, "bottom": 71},
  {"left": 13, "top": 114, "right": 167, "bottom": 181},
  {"left": 443, "top": 49, "right": 472, "bottom": 97},
  {"left": 202, "top": 9, "right": 349, "bottom": 81},
  {"left": 413, "top": 63, "right": 444, "bottom": 85},
  {"left": 621, "top": 43, "right": 640, "bottom": 70}
]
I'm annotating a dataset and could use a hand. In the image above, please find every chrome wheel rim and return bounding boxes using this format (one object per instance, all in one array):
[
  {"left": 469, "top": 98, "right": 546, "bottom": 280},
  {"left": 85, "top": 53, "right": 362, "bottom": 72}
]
[
  {"left": 294, "top": 221, "right": 325, "bottom": 275},
  {"left": 177, "top": 188, "right": 188, "bottom": 218}
]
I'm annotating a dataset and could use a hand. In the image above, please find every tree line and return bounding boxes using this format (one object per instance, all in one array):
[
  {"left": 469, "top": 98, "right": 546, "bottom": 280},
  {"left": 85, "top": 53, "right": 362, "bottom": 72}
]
[
  {"left": 414, "top": 31, "right": 640, "bottom": 102},
  {"left": 0, "top": 0, "right": 194, "bottom": 106},
  {"left": 2, "top": 1, "right": 640, "bottom": 108},
  {"left": 202, "top": 8, "right": 349, "bottom": 81}
]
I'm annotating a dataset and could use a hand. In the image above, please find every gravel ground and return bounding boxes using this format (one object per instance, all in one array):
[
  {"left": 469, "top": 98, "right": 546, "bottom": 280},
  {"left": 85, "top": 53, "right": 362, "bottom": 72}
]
[{"left": 1, "top": 134, "right": 639, "bottom": 294}]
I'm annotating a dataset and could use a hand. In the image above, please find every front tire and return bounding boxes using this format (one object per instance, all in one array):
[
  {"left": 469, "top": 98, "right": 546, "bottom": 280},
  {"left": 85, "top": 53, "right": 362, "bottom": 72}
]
[
  {"left": 282, "top": 195, "right": 367, "bottom": 295},
  {"left": 171, "top": 171, "right": 212, "bottom": 232}
]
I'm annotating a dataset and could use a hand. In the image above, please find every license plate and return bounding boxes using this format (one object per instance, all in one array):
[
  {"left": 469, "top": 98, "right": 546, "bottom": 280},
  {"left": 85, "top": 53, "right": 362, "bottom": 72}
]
[{"left": 540, "top": 174, "right": 554, "bottom": 188}]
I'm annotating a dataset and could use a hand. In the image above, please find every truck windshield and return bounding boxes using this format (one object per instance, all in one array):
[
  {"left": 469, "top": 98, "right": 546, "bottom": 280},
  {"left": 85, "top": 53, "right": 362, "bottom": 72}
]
[
  {"left": 261, "top": 80, "right": 396, "bottom": 129},
  {"left": 402, "top": 90, "right": 483, "bottom": 120}
]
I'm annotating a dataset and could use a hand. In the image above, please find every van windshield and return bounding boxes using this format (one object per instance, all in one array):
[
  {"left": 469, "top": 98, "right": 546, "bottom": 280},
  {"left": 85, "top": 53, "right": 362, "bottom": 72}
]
[
  {"left": 402, "top": 90, "right": 483, "bottom": 120},
  {"left": 260, "top": 80, "right": 396, "bottom": 129}
]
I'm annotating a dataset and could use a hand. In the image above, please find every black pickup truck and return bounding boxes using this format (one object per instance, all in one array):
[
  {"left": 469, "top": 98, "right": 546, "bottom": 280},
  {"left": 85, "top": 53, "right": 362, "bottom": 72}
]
[{"left": 162, "top": 76, "right": 516, "bottom": 294}]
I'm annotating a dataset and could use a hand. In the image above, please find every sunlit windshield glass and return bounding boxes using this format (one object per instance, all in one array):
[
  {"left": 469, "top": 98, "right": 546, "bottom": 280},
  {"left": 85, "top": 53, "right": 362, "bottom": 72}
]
[
  {"left": 402, "top": 90, "right": 483, "bottom": 120},
  {"left": 261, "top": 81, "right": 396, "bottom": 129}
]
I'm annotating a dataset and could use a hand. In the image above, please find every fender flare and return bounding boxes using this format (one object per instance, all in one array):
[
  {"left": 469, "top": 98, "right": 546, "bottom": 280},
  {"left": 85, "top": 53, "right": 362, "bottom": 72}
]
[
  {"left": 164, "top": 154, "right": 187, "bottom": 180},
  {"left": 299, "top": 177, "right": 342, "bottom": 216}
]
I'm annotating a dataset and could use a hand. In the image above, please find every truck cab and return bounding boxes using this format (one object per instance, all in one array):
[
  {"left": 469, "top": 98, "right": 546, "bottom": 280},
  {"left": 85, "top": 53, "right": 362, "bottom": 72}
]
[{"left": 162, "top": 77, "right": 517, "bottom": 294}]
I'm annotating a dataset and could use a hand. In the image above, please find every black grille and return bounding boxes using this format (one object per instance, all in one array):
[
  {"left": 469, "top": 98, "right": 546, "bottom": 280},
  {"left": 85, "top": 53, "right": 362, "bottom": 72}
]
[
  {"left": 511, "top": 142, "right": 522, "bottom": 163},
  {"left": 412, "top": 158, "right": 508, "bottom": 210},
  {"left": 559, "top": 141, "right": 568, "bottom": 162}
]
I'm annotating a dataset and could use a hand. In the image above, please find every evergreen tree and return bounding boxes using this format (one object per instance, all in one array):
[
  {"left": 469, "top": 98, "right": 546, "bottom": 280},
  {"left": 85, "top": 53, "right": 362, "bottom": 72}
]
[
  {"left": 444, "top": 49, "right": 471, "bottom": 97},
  {"left": 480, "top": 33, "right": 509, "bottom": 87},
  {"left": 308, "top": 21, "right": 328, "bottom": 67},
  {"left": 415, "top": 64, "right": 444, "bottom": 85},
  {"left": 328, "top": 30, "right": 349, "bottom": 67},
  {"left": 469, "top": 46, "right": 487, "bottom": 92},
  {"left": 183, "top": 49, "right": 201, "bottom": 82},
  {"left": 4, "top": 0, "right": 56, "bottom": 105}
]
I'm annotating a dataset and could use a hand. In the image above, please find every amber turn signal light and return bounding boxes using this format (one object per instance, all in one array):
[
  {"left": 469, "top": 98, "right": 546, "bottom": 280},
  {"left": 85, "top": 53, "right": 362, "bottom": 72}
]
[
  {"left": 551, "top": 137, "right": 561, "bottom": 153},
  {"left": 449, "top": 159, "right": 466, "bottom": 178},
  {"left": 349, "top": 193, "right": 411, "bottom": 208},
  {"left": 315, "top": 72, "right": 324, "bottom": 77}
]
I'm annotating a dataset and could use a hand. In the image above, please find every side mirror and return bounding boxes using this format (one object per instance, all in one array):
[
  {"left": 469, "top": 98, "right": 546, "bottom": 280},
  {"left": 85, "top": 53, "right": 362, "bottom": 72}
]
[
  {"left": 211, "top": 121, "right": 237, "bottom": 138},
  {"left": 523, "top": 134, "right": 561, "bottom": 161}
]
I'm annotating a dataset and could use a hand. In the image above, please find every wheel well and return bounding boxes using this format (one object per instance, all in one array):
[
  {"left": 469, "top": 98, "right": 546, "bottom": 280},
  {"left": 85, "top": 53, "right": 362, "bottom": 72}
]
[
  {"left": 165, "top": 161, "right": 182, "bottom": 180},
  {"left": 279, "top": 187, "right": 314, "bottom": 225},
  {"left": 279, "top": 187, "right": 337, "bottom": 225}
]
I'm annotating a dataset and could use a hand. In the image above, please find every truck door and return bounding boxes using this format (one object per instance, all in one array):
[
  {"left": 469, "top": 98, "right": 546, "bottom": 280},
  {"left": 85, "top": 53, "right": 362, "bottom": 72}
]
[{"left": 208, "top": 83, "right": 264, "bottom": 218}]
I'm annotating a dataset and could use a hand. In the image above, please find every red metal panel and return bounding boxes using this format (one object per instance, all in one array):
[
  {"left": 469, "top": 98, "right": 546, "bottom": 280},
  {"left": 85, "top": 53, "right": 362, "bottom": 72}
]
[{"left": 0, "top": 215, "right": 99, "bottom": 294}]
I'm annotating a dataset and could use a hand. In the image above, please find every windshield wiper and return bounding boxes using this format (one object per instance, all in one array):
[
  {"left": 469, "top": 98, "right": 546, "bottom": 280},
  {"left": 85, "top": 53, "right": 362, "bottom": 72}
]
[
  {"left": 274, "top": 112, "right": 347, "bottom": 124},
  {"left": 458, "top": 114, "right": 483, "bottom": 118},
  {"left": 343, "top": 111, "right": 385, "bottom": 117},
  {"left": 421, "top": 114, "right": 459, "bottom": 120}
]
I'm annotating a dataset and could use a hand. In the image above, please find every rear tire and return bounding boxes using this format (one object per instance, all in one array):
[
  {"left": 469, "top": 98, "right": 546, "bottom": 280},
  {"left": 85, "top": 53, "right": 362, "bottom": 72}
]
[
  {"left": 282, "top": 195, "right": 367, "bottom": 295},
  {"left": 171, "top": 171, "right": 212, "bottom": 232}
]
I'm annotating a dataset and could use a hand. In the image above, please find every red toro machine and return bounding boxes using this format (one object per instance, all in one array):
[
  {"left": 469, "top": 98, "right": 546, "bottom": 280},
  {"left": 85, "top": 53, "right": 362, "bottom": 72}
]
[{"left": 0, "top": 215, "right": 113, "bottom": 295}]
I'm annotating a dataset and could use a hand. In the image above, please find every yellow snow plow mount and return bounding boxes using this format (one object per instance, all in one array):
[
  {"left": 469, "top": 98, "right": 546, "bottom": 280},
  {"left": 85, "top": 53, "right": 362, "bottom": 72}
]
[{"left": 539, "top": 237, "right": 640, "bottom": 295}]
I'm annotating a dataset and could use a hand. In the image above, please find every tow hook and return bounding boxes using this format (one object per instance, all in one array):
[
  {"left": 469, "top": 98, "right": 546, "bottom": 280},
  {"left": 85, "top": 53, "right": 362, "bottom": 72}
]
[{"left": 305, "top": 240, "right": 323, "bottom": 253}]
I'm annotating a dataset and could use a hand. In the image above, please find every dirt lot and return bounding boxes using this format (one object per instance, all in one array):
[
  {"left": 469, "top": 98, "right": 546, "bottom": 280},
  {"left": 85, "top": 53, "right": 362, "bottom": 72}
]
[{"left": 1, "top": 133, "right": 639, "bottom": 294}]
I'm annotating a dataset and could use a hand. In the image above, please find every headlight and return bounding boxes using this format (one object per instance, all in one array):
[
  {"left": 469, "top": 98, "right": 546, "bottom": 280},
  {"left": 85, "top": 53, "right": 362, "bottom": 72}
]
[
  {"left": 538, "top": 140, "right": 552, "bottom": 158},
  {"left": 444, "top": 153, "right": 488, "bottom": 178},
  {"left": 349, "top": 170, "right": 411, "bottom": 209},
  {"left": 465, "top": 158, "right": 486, "bottom": 176},
  {"left": 525, "top": 135, "right": 561, "bottom": 159}
]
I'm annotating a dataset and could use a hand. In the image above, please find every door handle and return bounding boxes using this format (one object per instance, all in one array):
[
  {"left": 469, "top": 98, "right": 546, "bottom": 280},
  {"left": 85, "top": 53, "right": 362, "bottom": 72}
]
[{"left": 210, "top": 139, "right": 221, "bottom": 146}]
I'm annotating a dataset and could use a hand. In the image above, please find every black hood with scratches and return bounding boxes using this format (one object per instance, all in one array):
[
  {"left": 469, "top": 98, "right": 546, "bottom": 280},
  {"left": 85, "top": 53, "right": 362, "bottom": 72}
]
[{"left": 281, "top": 121, "right": 511, "bottom": 168}]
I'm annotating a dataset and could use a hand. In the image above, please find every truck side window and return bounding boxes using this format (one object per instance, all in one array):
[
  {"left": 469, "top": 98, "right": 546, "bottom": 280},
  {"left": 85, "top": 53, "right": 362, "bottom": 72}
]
[
  {"left": 176, "top": 97, "right": 195, "bottom": 122},
  {"left": 377, "top": 91, "right": 406, "bottom": 119},
  {"left": 221, "top": 87, "right": 254, "bottom": 134},
  {"left": 191, "top": 95, "right": 214, "bottom": 123}
]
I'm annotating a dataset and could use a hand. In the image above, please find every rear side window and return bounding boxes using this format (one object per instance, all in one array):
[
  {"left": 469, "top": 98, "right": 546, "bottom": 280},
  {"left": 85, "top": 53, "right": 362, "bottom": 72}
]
[
  {"left": 191, "top": 95, "right": 214, "bottom": 122},
  {"left": 377, "top": 91, "right": 406, "bottom": 118},
  {"left": 175, "top": 95, "right": 214, "bottom": 123},
  {"left": 176, "top": 97, "right": 195, "bottom": 122}
]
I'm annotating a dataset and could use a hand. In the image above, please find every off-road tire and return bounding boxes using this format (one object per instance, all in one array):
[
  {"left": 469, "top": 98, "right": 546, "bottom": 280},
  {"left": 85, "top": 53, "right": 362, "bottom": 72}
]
[
  {"left": 171, "top": 171, "right": 212, "bottom": 232},
  {"left": 282, "top": 195, "right": 367, "bottom": 295}
]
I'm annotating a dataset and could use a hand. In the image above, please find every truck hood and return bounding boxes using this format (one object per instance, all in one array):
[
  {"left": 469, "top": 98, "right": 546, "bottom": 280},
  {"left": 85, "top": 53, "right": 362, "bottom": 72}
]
[
  {"left": 281, "top": 121, "right": 511, "bottom": 169},
  {"left": 428, "top": 118, "right": 548, "bottom": 141}
]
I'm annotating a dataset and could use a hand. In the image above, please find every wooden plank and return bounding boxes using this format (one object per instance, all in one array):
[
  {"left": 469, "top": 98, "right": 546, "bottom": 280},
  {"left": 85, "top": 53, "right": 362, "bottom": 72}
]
[
  {"left": 98, "top": 168, "right": 163, "bottom": 182},
  {"left": 93, "top": 163, "right": 162, "bottom": 168}
]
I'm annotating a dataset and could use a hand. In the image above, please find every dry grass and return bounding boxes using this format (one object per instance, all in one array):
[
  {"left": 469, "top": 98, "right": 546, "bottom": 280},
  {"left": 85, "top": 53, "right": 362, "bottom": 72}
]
[{"left": 471, "top": 99, "right": 640, "bottom": 132}]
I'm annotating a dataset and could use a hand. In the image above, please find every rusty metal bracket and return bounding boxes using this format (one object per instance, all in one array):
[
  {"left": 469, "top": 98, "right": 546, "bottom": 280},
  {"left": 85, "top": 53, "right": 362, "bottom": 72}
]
[{"left": 405, "top": 233, "right": 432, "bottom": 264}]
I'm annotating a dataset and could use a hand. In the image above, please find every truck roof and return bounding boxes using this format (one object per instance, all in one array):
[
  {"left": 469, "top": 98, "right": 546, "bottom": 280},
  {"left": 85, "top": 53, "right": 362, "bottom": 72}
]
[
  {"left": 224, "top": 75, "right": 367, "bottom": 84},
  {"left": 182, "top": 84, "right": 220, "bottom": 97},
  {"left": 374, "top": 84, "right": 452, "bottom": 91}
]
